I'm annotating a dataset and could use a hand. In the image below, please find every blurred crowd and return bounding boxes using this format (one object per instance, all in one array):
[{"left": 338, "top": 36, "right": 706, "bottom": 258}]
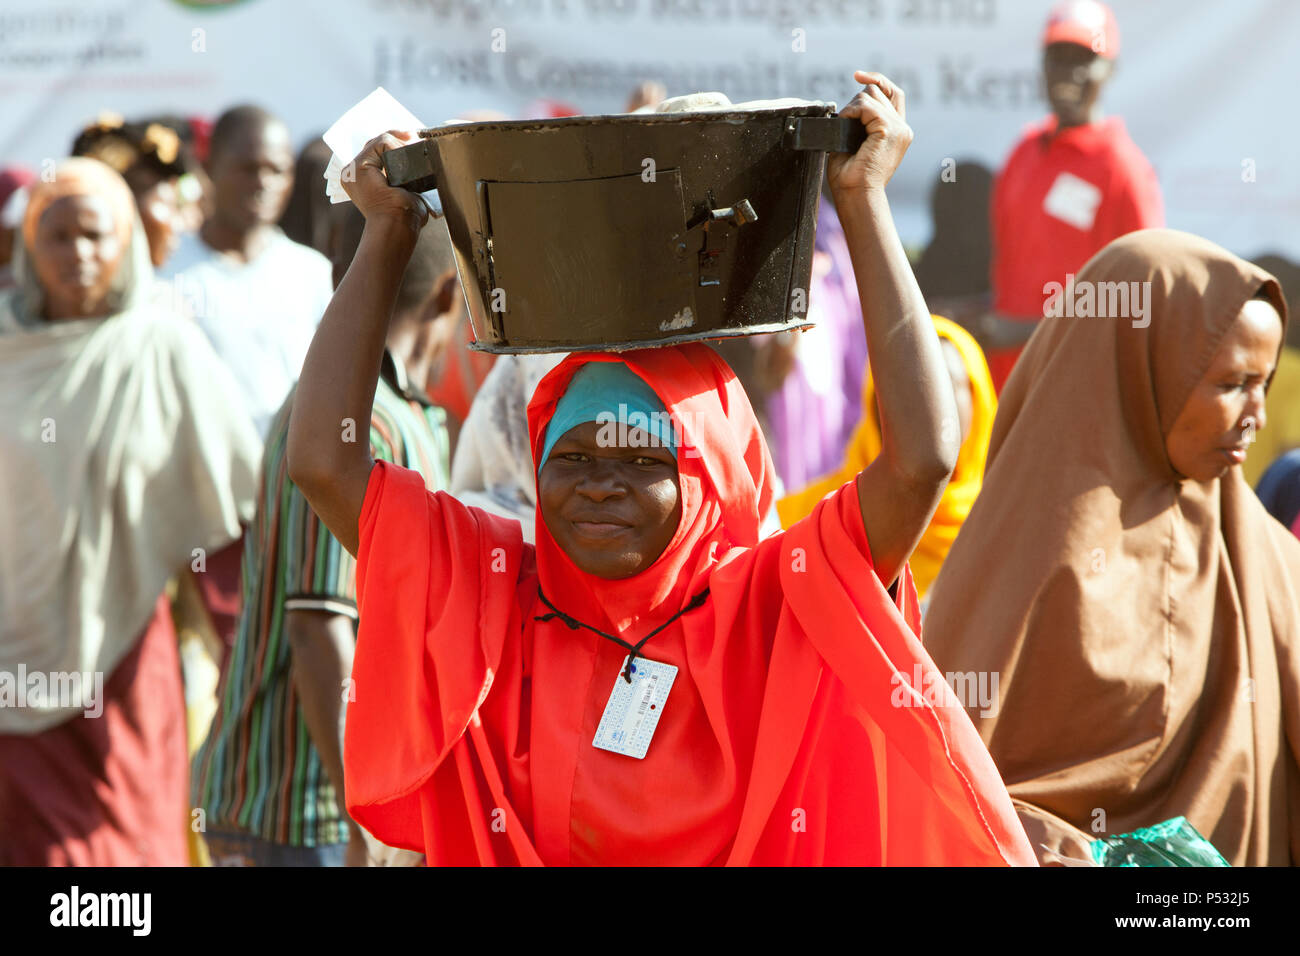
[{"left": 2, "top": 0, "right": 1299, "bottom": 867}]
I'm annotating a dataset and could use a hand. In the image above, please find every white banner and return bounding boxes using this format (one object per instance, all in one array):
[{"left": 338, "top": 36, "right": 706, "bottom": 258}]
[{"left": 2, "top": 0, "right": 1297, "bottom": 260}]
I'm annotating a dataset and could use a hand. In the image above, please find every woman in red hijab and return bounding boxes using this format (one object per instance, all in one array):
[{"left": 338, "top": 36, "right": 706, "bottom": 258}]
[{"left": 289, "top": 72, "right": 1035, "bottom": 865}]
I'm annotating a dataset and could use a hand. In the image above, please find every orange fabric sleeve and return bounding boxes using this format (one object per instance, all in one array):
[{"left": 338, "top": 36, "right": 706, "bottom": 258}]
[
  {"left": 734, "top": 481, "right": 1035, "bottom": 865},
  {"left": 343, "top": 461, "right": 530, "bottom": 855}
]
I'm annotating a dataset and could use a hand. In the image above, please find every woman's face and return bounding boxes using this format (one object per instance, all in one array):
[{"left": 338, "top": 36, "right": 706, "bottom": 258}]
[
  {"left": 31, "top": 194, "right": 126, "bottom": 320},
  {"left": 539, "top": 421, "right": 682, "bottom": 579},
  {"left": 125, "top": 167, "right": 182, "bottom": 268},
  {"left": 1165, "top": 298, "right": 1283, "bottom": 482}
]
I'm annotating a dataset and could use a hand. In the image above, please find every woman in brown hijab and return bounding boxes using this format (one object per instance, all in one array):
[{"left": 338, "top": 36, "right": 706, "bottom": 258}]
[{"left": 924, "top": 228, "right": 1300, "bottom": 866}]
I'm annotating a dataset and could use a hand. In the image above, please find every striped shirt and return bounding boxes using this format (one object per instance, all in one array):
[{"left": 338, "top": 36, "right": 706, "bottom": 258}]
[{"left": 192, "top": 353, "right": 449, "bottom": 846}]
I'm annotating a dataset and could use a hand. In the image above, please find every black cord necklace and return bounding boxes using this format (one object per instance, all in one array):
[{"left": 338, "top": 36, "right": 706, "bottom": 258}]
[{"left": 534, "top": 587, "right": 712, "bottom": 683}]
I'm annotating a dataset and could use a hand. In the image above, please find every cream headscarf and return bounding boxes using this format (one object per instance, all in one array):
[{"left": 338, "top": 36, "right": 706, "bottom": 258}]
[
  {"left": 0, "top": 158, "right": 260, "bottom": 733},
  {"left": 449, "top": 352, "right": 566, "bottom": 542},
  {"left": 924, "top": 229, "right": 1300, "bottom": 866}
]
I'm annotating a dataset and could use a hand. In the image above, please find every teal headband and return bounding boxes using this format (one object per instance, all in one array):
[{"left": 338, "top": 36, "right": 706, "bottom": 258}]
[{"left": 538, "top": 361, "right": 678, "bottom": 473}]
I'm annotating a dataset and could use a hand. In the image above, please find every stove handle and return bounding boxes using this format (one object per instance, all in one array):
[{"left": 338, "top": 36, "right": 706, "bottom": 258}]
[{"left": 785, "top": 116, "right": 868, "bottom": 154}]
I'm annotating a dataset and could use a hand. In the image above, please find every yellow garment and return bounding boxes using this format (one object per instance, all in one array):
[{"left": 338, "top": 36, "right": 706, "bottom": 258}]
[
  {"left": 776, "top": 315, "right": 996, "bottom": 597},
  {"left": 1243, "top": 346, "right": 1300, "bottom": 485}
]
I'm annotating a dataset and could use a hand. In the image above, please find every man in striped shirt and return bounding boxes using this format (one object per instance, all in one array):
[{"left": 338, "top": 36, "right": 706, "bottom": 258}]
[{"left": 192, "top": 209, "right": 463, "bottom": 865}]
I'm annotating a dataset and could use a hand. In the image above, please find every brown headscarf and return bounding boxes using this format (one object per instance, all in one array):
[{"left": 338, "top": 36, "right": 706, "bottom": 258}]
[{"left": 924, "top": 228, "right": 1300, "bottom": 866}]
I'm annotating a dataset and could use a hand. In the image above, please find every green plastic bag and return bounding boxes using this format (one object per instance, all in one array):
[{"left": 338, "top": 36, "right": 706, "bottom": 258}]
[{"left": 1089, "top": 816, "right": 1231, "bottom": 867}]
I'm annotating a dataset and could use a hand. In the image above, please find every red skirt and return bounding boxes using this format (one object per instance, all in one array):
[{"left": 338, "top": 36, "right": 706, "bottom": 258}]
[
  {"left": 191, "top": 535, "right": 245, "bottom": 666},
  {"left": 0, "top": 594, "right": 189, "bottom": 866}
]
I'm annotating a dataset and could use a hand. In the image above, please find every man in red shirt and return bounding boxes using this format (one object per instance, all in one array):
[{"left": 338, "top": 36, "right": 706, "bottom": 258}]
[{"left": 974, "top": 0, "right": 1164, "bottom": 392}]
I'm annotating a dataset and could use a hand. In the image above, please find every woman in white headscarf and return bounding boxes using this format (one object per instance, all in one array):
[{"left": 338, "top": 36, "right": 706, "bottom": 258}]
[
  {"left": 450, "top": 353, "right": 566, "bottom": 542},
  {"left": 0, "top": 157, "right": 259, "bottom": 866}
]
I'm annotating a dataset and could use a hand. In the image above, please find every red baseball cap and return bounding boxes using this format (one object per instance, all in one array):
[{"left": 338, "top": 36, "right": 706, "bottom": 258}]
[{"left": 1042, "top": 0, "right": 1120, "bottom": 59}]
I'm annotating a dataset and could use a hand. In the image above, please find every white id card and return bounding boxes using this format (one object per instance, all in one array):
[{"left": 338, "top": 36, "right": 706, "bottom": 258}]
[
  {"left": 591, "top": 656, "right": 678, "bottom": 760},
  {"left": 1042, "top": 171, "right": 1102, "bottom": 231}
]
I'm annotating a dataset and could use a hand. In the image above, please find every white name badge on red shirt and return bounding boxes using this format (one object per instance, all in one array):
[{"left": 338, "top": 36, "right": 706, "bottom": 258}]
[
  {"left": 592, "top": 656, "right": 678, "bottom": 760},
  {"left": 1042, "top": 171, "right": 1103, "bottom": 231}
]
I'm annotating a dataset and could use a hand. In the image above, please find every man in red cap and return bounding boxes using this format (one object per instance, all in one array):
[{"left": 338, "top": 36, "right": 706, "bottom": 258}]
[{"left": 973, "top": 0, "right": 1163, "bottom": 392}]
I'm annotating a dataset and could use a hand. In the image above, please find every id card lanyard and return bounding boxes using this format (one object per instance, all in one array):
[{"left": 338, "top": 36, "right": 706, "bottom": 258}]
[{"left": 534, "top": 587, "right": 710, "bottom": 759}]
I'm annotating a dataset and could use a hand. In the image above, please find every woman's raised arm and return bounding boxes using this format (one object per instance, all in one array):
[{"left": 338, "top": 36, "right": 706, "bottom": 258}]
[
  {"left": 287, "top": 131, "right": 428, "bottom": 556},
  {"left": 828, "top": 72, "right": 960, "bottom": 589}
]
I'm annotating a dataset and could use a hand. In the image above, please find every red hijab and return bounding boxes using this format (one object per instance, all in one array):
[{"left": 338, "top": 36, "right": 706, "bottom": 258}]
[
  {"left": 528, "top": 345, "right": 773, "bottom": 634},
  {"left": 344, "top": 343, "right": 1035, "bottom": 865}
]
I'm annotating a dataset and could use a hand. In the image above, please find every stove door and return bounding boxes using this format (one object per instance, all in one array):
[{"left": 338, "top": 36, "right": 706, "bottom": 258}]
[{"left": 479, "top": 169, "right": 699, "bottom": 350}]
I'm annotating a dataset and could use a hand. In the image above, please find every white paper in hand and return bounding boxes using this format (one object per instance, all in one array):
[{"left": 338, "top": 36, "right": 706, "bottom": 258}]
[{"left": 321, "top": 87, "right": 426, "bottom": 205}]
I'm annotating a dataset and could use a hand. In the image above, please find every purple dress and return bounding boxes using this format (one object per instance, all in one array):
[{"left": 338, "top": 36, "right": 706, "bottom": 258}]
[{"left": 766, "top": 197, "right": 868, "bottom": 490}]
